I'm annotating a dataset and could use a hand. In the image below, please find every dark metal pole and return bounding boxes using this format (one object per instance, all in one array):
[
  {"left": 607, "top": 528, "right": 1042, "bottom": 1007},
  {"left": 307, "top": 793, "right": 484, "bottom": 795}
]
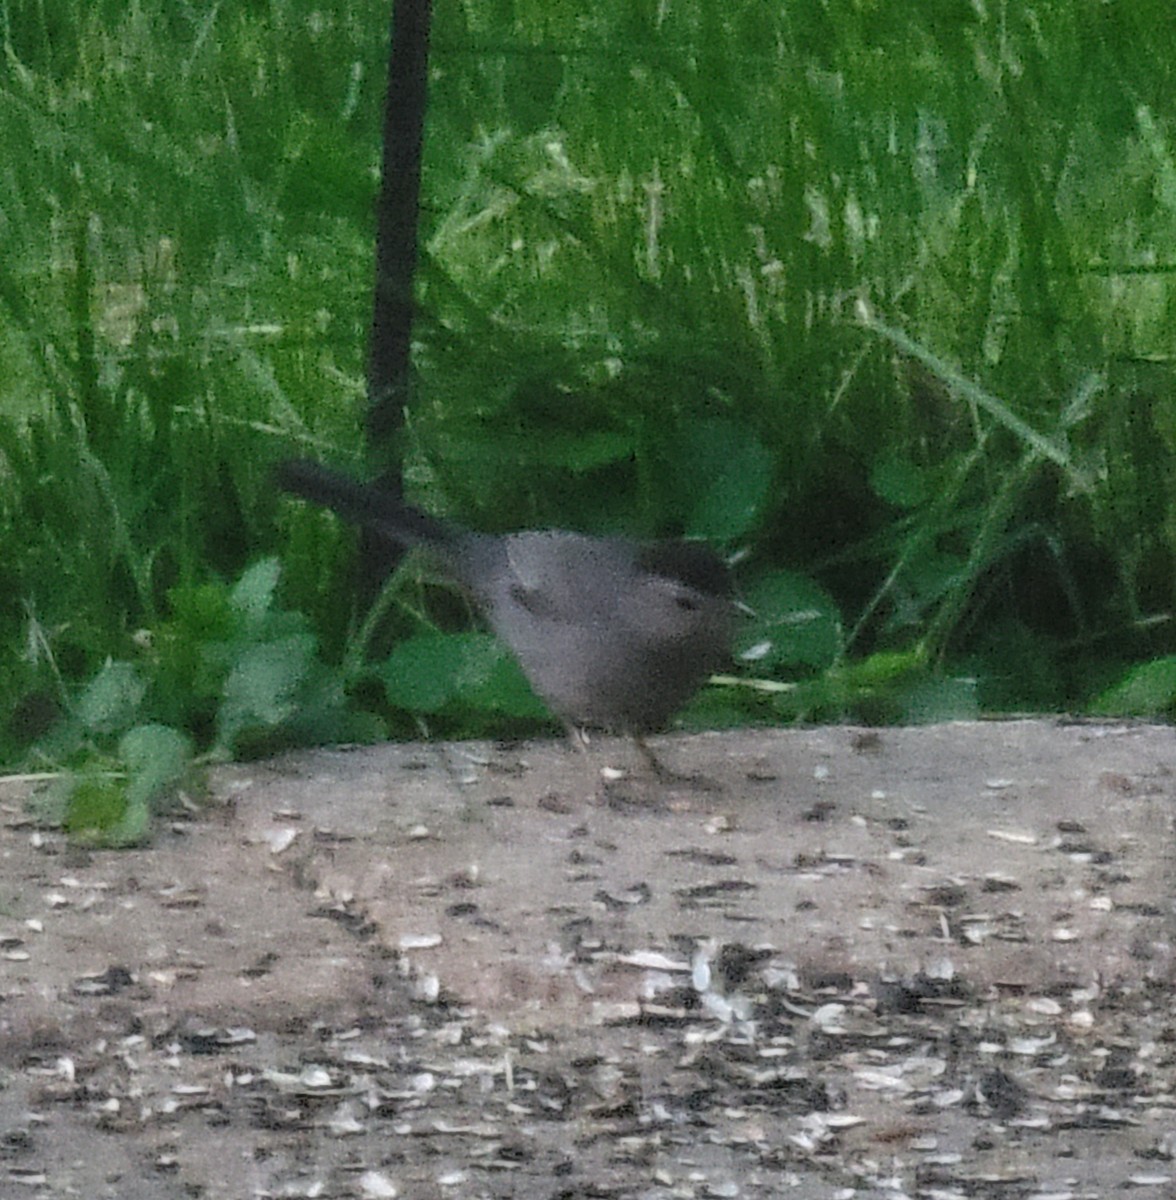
[{"left": 366, "top": 0, "right": 432, "bottom": 494}]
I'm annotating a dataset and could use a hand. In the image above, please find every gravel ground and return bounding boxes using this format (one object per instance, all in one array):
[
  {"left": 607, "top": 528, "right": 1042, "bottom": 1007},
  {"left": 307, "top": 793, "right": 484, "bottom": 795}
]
[{"left": 2, "top": 719, "right": 1176, "bottom": 1199}]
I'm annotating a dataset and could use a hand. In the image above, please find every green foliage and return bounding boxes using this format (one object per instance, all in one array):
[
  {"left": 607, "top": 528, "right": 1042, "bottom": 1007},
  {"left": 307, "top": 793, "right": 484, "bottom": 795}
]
[
  {"left": 2, "top": 0, "right": 1176, "bottom": 839},
  {"left": 27, "top": 559, "right": 358, "bottom": 842},
  {"left": 33, "top": 709, "right": 193, "bottom": 847},
  {"left": 47, "top": 722, "right": 192, "bottom": 846},
  {"left": 671, "top": 419, "right": 775, "bottom": 542},
  {"left": 75, "top": 660, "right": 147, "bottom": 737},
  {"left": 739, "top": 571, "right": 844, "bottom": 674},
  {"left": 379, "top": 632, "right": 548, "bottom": 721},
  {"left": 1092, "top": 658, "right": 1176, "bottom": 719}
]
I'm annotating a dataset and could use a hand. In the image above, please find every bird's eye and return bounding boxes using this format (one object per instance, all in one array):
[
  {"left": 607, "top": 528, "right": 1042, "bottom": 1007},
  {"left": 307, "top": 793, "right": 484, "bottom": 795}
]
[{"left": 675, "top": 592, "right": 700, "bottom": 612}]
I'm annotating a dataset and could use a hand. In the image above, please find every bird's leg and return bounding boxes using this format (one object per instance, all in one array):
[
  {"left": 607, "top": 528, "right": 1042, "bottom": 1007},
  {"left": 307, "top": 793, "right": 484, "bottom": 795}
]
[
  {"left": 564, "top": 726, "right": 719, "bottom": 804},
  {"left": 633, "top": 735, "right": 721, "bottom": 792},
  {"left": 561, "top": 724, "right": 659, "bottom": 809},
  {"left": 564, "top": 723, "right": 592, "bottom": 754}
]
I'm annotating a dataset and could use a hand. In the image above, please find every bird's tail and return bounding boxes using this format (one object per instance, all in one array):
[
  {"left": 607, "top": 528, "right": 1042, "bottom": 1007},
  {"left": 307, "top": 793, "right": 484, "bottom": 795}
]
[{"left": 275, "top": 459, "right": 453, "bottom": 550}]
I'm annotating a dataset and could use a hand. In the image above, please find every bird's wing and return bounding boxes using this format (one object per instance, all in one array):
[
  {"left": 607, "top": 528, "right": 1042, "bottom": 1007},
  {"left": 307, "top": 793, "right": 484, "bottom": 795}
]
[{"left": 502, "top": 534, "right": 623, "bottom": 625}]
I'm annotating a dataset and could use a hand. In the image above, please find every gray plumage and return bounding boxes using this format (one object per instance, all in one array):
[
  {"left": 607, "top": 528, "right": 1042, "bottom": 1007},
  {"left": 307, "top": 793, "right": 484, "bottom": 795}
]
[{"left": 276, "top": 459, "right": 738, "bottom": 734}]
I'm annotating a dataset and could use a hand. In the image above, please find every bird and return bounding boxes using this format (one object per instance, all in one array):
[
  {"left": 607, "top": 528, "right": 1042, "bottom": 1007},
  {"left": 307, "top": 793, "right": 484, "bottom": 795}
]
[{"left": 275, "top": 459, "right": 740, "bottom": 755}]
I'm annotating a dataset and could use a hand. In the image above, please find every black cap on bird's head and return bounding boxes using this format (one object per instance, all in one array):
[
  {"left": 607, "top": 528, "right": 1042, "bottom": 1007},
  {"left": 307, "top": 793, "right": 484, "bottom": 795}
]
[{"left": 636, "top": 541, "right": 735, "bottom": 602}]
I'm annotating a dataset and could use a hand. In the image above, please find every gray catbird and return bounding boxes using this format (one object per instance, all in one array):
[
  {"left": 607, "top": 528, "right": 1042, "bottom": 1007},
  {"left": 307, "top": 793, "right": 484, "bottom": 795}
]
[{"left": 276, "top": 459, "right": 739, "bottom": 737}]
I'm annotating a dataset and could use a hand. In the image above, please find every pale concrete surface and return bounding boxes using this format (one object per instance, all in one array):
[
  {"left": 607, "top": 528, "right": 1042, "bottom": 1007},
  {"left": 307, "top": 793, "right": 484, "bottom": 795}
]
[{"left": 2, "top": 720, "right": 1174, "bottom": 1198}]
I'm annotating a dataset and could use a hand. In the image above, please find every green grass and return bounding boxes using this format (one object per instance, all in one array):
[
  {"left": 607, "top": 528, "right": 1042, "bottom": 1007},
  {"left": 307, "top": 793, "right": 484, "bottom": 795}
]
[{"left": 1, "top": 0, "right": 1175, "bottom": 837}]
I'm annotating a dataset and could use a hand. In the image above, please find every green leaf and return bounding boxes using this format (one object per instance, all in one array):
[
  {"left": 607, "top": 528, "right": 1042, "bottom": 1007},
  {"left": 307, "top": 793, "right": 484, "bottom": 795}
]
[
  {"left": 870, "top": 454, "right": 930, "bottom": 508},
  {"left": 1091, "top": 656, "right": 1176, "bottom": 716},
  {"left": 278, "top": 663, "right": 358, "bottom": 745},
  {"left": 76, "top": 660, "right": 146, "bottom": 734},
  {"left": 164, "top": 581, "right": 237, "bottom": 646},
  {"left": 898, "top": 675, "right": 980, "bottom": 723},
  {"left": 738, "top": 570, "right": 844, "bottom": 672},
  {"left": 107, "top": 793, "right": 153, "bottom": 847},
  {"left": 671, "top": 419, "right": 773, "bottom": 541},
  {"left": 460, "top": 644, "right": 549, "bottom": 719},
  {"left": 37, "top": 724, "right": 192, "bottom": 846},
  {"left": 62, "top": 773, "right": 129, "bottom": 840},
  {"left": 120, "top": 722, "right": 192, "bottom": 805},
  {"left": 379, "top": 632, "right": 468, "bottom": 713},
  {"left": 837, "top": 649, "right": 927, "bottom": 689},
  {"left": 229, "top": 557, "right": 282, "bottom": 629},
  {"left": 216, "top": 632, "right": 317, "bottom": 753},
  {"left": 379, "top": 631, "right": 546, "bottom": 718}
]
